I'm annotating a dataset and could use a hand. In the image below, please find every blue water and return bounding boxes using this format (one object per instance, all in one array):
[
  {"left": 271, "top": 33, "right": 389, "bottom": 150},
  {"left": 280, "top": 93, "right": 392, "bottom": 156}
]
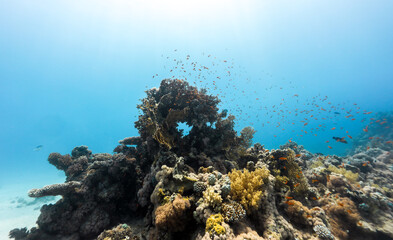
[{"left": 1, "top": 0, "right": 393, "bottom": 187}]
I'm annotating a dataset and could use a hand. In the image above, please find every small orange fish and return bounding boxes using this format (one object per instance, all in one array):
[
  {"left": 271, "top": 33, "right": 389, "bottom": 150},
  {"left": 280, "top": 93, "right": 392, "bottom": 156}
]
[
  {"left": 294, "top": 183, "right": 300, "bottom": 188},
  {"left": 348, "top": 135, "right": 352, "bottom": 139},
  {"left": 284, "top": 180, "right": 288, "bottom": 184},
  {"left": 296, "top": 174, "right": 300, "bottom": 179},
  {"left": 328, "top": 146, "right": 332, "bottom": 149},
  {"left": 286, "top": 200, "right": 295, "bottom": 206},
  {"left": 362, "top": 162, "right": 368, "bottom": 167},
  {"left": 331, "top": 127, "right": 336, "bottom": 130},
  {"left": 347, "top": 209, "right": 352, "bottom": 214},
  {"left": 283, "top": 166, "right": 287, "bottom": 170},
  {"left": 339, "top": 163, "right": 344, "bottom": 168},
  {"left": 326, "top": 192, "right": 331, "bottom": 197},
  {"left": 312, "top": 179, "right": 319, "bottom": 183},
  {"left": 295, "top": 154, "right": 301, "bottom": 157},
  {"left": 285, "top": 196, "right": 293, "bottom": 200},
  {"left": 357, "top": 184, "right": 361, "bottom": 188},
  {"left": 367, "top": 146, "right": 370, "bottom": 150},
  {"left": 312, "top": 197, "right": 317, "bottom": 200},
  {"left": 279, "top": 157, "right": 288, "bottom": 160},
  {"left": 326, "top": 140, "right": 329, "bottom": 143},
  {"left": 338, "top": 202, "right": 344, "bottom": 207},
  {"left": 306, "top": 215, "right": 312, "bottom": 218}
]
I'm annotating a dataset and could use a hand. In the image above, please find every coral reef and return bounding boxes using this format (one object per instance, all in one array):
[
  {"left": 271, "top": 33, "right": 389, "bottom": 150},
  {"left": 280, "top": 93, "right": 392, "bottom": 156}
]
[{"left": 9, "top": 80, "right": 393, "bottom": 240}]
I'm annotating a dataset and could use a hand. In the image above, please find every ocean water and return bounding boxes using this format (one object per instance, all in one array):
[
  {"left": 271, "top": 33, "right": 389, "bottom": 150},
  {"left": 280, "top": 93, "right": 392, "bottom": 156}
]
[{"left": 0, "top": 1, "right": 393, "bottom": 239}]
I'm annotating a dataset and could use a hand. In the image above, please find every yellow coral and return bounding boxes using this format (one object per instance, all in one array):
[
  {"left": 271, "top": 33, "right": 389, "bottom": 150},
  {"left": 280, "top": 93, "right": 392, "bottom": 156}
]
[
  {"left": 206, "top": 214, "right": 226, "bottom": 235},
  {"left": 203, "top": 186, "right": 222, "bottom": 209},
  {"left": 327, "top": 165, "right": 358, "bottom": 183},
  {"left": 310, "top": 158, "right": 324, "bottom": 169},
  {"left": 228, "top": 168, "right": 269, "bottom": 211}
]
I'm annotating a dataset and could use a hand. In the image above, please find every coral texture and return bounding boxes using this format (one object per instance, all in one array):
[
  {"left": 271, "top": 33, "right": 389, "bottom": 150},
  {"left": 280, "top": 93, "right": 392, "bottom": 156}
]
[
  {"left": 8, "top": 80, "right": 393, "bottom": 240},
  {"left": 228, "top": 168, "right": 269, "bottom": 211}
]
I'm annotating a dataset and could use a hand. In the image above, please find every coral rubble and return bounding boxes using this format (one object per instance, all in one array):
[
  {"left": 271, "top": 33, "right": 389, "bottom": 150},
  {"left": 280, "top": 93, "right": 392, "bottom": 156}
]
[{"left": 9, "top": 80, "right": 393, "bottom": 240}]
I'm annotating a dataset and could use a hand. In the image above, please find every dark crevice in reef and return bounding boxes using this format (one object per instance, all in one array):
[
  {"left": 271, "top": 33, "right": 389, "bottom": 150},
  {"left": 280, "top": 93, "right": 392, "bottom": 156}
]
[{"left": 9, "top": 79, "right": 393, "bottom": 240}]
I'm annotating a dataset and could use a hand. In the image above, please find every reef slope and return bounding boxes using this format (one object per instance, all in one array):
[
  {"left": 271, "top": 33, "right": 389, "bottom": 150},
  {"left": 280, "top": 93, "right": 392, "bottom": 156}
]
[{"left": 9, "top": 80, "right": 393, "bottom": 240}]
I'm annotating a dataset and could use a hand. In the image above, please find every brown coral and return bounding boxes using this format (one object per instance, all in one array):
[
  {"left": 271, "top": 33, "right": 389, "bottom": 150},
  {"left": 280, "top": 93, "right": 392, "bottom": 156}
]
[
  {"left": 154, "top": 194, "right": 191, "bottom": 232},
  {"left": 97, "top": 224, "right": 134, "bottom": 240},
  {"left": 322, "top": 197, "right": 361, "bottom": 239},
  {"left": 284, "top": 200, "right": 312, "bottom": 226}
]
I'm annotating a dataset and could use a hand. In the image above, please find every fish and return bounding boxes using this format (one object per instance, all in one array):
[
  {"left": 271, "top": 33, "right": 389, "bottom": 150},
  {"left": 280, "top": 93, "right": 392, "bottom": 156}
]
[
  {"left": 331, "top": 127, "right": 336, "bottom": 130},
  {"left": 285, "top": 196, "right": 293, "bottom": 200},
  {"left": 33, "top": 145, "right": 43, "bottom": 151},
  {"left": 312, "top": 179, "right": 319, "bottom": 183},
  {"left": 279, "top": 157, "right": 288, "bottom": 160},
  {"left": 328, "top": 146, "right": 333, "bottom": 149},
  {"left": 286, "top": 200, "right": 295, "bottom": 205},
  {"left": 347, "top": 135, "right": 353, "bottom": 139},
  {"left": 294, "top": 183, "right": 300, "bottom": 187},
  {"left": 333, "top": 137, "right": 348, "bottom": 144},
  {"left": 295, "top": 154, "right": 301, "bottom": 157}
]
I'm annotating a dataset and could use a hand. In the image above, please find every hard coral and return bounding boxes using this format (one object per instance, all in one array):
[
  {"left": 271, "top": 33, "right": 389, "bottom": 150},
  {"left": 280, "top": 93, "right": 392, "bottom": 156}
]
[
  {"left": 203, "top": 186, "right": 222, "bottom": 210},
  {"left": 313, "top": 224, "right": 334, "bottom": 240},
  {"left": 327, "top": 165, "right": 358, "bottom": 183},
  {"left": 154, "top": 194, "right": 191, "bottom": 232},
  {"left": 48, "top": 152, "right": 72, "bottom": 171},
  {"left": 96, "top": 224, "right": 134, "bottom": 240},
  {"left": 221, "top": 201, "right": 246, "bottom": 223},
  {"left": 205, "top": 214, "right": 226, "bottom": 236},
  {"left": 228, "top": 167, "right": 269, "bottom": 211}
]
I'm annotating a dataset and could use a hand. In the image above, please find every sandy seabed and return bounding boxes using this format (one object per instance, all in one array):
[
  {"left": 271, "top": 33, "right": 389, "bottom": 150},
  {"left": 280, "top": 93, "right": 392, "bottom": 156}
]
[{"left": 0, "top": 180, "right": 61, "bottom": 239}]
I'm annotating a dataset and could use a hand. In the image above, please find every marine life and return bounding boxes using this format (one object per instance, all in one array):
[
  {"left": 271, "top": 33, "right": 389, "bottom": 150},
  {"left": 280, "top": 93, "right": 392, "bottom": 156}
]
[
  {"left": 333, "top": 136, "right": 348, "bottom": 143},
  {"left": 5, "top": 80, "right": 393, "bottom": 240},
  {"left": 2, "top": 1, "right": 393, "bottom": 239},
  {"left": 33, "top": 145, "right": 43, "bottom": 151}
]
